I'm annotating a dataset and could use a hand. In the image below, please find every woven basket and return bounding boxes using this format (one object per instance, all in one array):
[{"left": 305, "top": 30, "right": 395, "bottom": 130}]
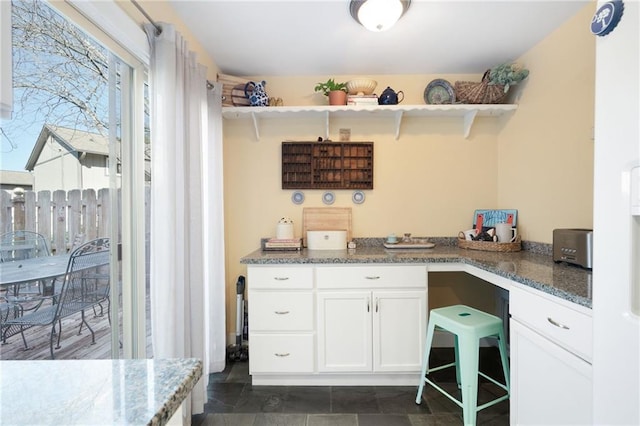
[
  {"left": 218, "top": 73, "right": 249, "bottom": 107},
  {"left": 457, "top": 234, "right": 522, "bottom": 252},
  {"left": 454, "top": 70, "right": 508, "bottom": 104}
]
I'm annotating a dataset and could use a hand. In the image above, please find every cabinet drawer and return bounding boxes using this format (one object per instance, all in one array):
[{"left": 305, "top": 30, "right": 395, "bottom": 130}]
[
  {"left": 248, "top": 266, "right": 313, "bottom": 289},
  {"left": 250, "top": 291, "right": 313, "bottom": 331},
  {"left": 249, "top": 334, "right": 315, "bottom": 373},
  {"left": 316, "top": 265, "right": 426, "bottom": 289},
  {"left": 510, "top": 286, "right": 592, "bottom": 362}
]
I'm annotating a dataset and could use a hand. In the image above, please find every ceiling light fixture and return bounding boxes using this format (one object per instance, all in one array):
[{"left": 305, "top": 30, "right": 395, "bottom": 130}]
[{"left": 349, "top": 0, "right": 411, "bottom": 32}]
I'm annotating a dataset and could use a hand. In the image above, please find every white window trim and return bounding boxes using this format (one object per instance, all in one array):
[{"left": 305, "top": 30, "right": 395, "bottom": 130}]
[
  {"left": 0, "top": 0, "right": 13, "bottom": 119},
  {"left": 65, "top": 0, "right": 150, "bottom": 66}
]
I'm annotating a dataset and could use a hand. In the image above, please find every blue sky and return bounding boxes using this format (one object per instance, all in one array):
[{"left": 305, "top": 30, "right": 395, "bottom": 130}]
[
  {"left": 1, "top": 0, "right": 109, "bottom": 173},
  {"left": 1, "top": 115, "right": 45, "bottom": 171}
]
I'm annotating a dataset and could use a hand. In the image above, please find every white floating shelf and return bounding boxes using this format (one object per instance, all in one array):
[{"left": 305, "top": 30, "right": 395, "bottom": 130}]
[{"left": 221, "top": 104, "right": 518, "bottom": 140}]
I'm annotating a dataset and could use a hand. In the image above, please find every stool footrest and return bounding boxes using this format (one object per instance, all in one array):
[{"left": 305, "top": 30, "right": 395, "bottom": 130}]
[
  {"left": 478, "top": 371, "right": 509, "bottom": 393},
  {"left": 476, "top": 393, "right": 510, "bottom": 412},
  {"left": 427, "top": 362, "right": 456, "bottom": 374},
  {"left": 424, "top": 378, "right": 463, "bottom": 409},
  {"left": 423, "top": 377, "right": 509, "bottom": 414}
]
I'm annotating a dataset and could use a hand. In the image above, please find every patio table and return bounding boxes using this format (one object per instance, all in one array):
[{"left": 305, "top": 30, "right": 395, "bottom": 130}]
[{"left": 0, "top": 254, "right": 71, "bottom": 288}]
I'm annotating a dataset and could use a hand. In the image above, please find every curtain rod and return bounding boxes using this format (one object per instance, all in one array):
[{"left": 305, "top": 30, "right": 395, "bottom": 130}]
[
  {"left": 130, "top": 0, "right": 162, "bottom": 36},
  {"left": 130, "top": 0, "right": 216, "bottom": 90}
]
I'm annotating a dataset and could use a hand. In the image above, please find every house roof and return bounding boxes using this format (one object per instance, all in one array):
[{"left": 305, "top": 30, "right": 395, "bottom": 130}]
[
  {"left": 25, "top": 125, "right": 109, "bottom": 171},
  {"left": 0, "top": 170, "right": 34, "bottom": 188}
]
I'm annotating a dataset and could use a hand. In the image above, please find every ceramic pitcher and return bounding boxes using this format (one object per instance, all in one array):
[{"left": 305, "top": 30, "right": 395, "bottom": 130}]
[{"left": 244, "top": 80, "right": 269, "bottom": 107}]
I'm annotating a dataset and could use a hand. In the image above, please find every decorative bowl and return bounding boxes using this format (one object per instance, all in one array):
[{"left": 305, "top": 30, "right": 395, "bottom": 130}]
[{"left": 346, "top": 78, "right": 377, "bottom": 95}]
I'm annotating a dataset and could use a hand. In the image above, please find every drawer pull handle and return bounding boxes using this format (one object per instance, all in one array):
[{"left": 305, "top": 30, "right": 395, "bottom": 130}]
[
  {"left": 274, "top": 310, "right": 290, "bottom": 315},
  {"left": 273, "top": 277, "right": 289, "bottom": 281},
  {"left": 274, "top": 353, "right": 290, "bottom": 357},
  {"left": 365, "top": 276, "right": 380, "bottom": 280},
  {"left": 547, "top": 317, "right": 570, "bottom": 330}
]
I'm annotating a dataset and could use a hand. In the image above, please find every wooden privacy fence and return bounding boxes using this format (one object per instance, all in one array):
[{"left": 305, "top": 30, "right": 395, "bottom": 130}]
[{"left": 0, "top": 188, "right": 122, "bottom": 254}]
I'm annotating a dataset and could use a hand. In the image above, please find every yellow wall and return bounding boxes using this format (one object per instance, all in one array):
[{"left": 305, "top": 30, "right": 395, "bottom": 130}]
[
  {"left": 499, "top": 4, "right": 595, "bottom": 243},
  {"left": 112, "top": 0, "right": 594, "bottom": 337},
  {"left": 222, "top": 5, "right": 595, "bottom": 336}
]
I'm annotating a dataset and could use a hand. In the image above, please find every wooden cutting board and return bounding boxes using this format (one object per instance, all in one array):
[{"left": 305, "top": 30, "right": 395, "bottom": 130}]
[{"left": 302, "top": 207, "right": 352, "bottom": 247}]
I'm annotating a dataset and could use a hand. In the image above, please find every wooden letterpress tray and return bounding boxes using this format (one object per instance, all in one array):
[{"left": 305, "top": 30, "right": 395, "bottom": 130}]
[{"left": 282, "top": 142, "right": 373, "bottom": 190}]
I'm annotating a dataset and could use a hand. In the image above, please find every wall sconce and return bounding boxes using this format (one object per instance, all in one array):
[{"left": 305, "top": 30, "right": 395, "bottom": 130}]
[{"left": 349, "top": 0, "right": 411, "bottom": 32}]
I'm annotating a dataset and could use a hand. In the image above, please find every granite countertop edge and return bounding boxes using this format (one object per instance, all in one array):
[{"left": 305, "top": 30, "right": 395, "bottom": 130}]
[
  {"left": 240, "top": 238, "right": 592, "bottom": 309},
  {"left": 153, "top": 358, "right": 204, "bottom": 426},
  {"left": 0, "top": 358, "right": 204, "bottom": 426}
]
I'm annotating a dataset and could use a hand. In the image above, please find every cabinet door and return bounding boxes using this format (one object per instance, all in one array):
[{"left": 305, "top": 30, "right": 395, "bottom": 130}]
[
  {"left": 317, "top": 291, "right": 372, "bottom": 372},
  {"left": 510, "top": 320, "right": 593, "bottom": 425},
  {"left": 373, "top": 290, "right": 426, "bottom": 372}
]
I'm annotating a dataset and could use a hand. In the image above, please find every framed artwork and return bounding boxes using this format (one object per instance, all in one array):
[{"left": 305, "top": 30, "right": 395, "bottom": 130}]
[{"left": 472, "top": 209, "right": 518, "bottom": 230}]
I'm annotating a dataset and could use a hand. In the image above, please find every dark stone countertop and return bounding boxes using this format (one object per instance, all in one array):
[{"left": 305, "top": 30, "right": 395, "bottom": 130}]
[{"left": 241, "top": 238, "right": 592, "bottom": 309}]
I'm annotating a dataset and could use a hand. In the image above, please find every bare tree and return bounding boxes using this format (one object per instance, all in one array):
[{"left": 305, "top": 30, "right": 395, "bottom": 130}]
[
  {"left": 10, "top": 0, "right": 109, "bottom": 138},
  {"left": 3, "top": 0, "right": 150, "bottom": 176}
]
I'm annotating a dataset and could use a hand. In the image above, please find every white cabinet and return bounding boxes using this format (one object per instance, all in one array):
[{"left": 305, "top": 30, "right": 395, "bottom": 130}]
[
  {"left": 317, "top": 291, "right": 372, "bottom": 372},
  {"left": 509, "top": 285, "right": 593, "bottom": 425},
  {"left": 316, "top": 265, "right": 427, "bottom": 373},
  {"left": 247, "top": 266, "right": 315, "bottom": 374}
]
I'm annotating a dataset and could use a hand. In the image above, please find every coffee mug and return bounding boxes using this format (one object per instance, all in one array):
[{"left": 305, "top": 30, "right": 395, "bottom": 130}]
[
  {"left": 458, "top": 229, "right": 478, "bottom": 241},
  {"left": 386, "top": 233, "right": 397, "bottom": 243},
  {"left": 495, "top": 222, "right": 517, "bottom": 243}
]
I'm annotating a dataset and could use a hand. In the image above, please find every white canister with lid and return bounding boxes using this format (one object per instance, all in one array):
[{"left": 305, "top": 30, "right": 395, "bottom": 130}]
[{"left": 276, "top": 217, "right": 294, "bottom": 239}]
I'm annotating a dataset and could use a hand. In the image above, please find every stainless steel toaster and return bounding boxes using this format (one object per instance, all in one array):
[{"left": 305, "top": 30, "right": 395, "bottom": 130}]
[{"left": 553, "top": 228, "right": 593, "bottom": 269}]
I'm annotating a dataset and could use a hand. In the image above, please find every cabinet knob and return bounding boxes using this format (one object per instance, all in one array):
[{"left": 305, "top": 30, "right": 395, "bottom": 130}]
[
  {"left": 274, "top": 353, "right": 290, "bottom": 357},
  {"left": 273, "top": 277, "right": 289, "bottom": 281},
  {"left": 365, "top": 276, "right": 380, "bottom": 280},
  {"left": 274, "top": 310, "right": 290, "bottom": 315}
]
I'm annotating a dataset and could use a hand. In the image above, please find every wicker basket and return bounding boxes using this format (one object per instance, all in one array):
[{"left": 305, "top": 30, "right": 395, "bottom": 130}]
[
  {"left": 457, "top": 234, "right": 522, "bottom": 252},
  {"left": 454, "top": 70, "right": 508, "bottom": 104},
  {"left": 218, "top": 73, "right": 249, "bottom": 107}
]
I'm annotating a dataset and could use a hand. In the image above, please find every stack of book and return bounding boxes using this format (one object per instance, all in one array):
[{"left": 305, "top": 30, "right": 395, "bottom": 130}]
[
  {"left": 262, "top": 237, "right": 302, "bottom": 251},
  {"left": 347, "top": 95, "right": 379, "bottom": 106}
]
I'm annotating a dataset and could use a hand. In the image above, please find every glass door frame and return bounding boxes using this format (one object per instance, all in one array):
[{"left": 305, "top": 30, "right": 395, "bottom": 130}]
[{"left": 50, "top": 0, "right": 150, "bottom": 359}]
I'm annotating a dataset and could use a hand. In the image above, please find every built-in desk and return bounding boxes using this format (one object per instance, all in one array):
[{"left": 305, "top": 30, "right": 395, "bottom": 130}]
[
  {"left": 0, "top": 358, "right": 202, "bottom": 425},
  {"left": 240, "top": 239, "right": 592, "bottom": 386},
  {"left": 241, "top": 240, "right": 594, "bottom": 419}
]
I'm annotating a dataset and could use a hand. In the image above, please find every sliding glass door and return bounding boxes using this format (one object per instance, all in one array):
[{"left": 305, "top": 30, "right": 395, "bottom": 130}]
[{"left": 0, "top": 0, "right": 149, "bottom": 360}]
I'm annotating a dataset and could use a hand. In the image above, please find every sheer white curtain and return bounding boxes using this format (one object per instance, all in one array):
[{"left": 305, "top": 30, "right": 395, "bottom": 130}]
[{"left": 146, "top": 23, "right": 226, "bottom": 417}]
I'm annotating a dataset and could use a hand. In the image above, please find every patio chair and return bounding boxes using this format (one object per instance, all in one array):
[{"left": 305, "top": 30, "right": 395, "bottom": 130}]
[
  {"left": 0, "top": 231, "right": 55, "bottom": 303},
  {"left": 0, "top": 237, "right": 111, "bottom": 359}
]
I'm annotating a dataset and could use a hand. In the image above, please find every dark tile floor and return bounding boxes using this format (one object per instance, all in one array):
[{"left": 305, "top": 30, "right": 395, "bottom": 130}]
[{"left": 192, "top": 348, "right": 510, "bottom": 426}]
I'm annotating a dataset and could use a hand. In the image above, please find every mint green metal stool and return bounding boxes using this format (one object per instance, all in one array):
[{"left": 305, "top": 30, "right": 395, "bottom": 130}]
[{"left": 415, "top": 305, "right": 510, "bottom": 426}]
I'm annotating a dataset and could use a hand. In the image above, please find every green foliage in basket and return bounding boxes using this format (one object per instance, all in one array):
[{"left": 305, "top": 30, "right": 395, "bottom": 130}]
[
  {"left": 488, "top": 63, "right": 530, "bottom": 93},
  {"left": 314, "top": 78, "right": 348, "bottom": 96}
]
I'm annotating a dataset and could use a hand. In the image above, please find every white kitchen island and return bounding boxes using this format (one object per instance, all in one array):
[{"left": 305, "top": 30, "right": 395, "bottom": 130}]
[{"left": 0, "top": 358, "right": 202, "bottom": 426}]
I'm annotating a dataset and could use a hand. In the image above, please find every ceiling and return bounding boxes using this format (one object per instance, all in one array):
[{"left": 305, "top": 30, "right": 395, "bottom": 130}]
[{"left": 168, "top": 0, "right": 590, "bottom": 77}]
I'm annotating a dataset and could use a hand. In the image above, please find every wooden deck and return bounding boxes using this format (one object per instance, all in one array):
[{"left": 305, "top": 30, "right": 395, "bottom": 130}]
[{"left": 1, "top": 300, "right": 152, "bottom": 360}]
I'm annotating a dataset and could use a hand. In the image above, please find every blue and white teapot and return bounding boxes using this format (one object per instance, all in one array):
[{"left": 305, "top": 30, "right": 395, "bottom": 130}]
[{"left": 244, "top": 80, "right": 269, "bottom": 107}]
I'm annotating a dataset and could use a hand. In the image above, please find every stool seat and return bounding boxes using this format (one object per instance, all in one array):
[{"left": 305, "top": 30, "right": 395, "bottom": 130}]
[
  {"left": 429, "top": 305, "right": 504, "bottom": 335},
  {"left": 415, "top": 305, "right": 510, "bottom": 426}
]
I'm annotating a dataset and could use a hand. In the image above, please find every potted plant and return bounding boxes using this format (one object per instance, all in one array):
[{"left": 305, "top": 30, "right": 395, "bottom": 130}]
[
  {"left": 488, "top": 63, "right": 530, "bottom": 93},
  {"left": 314, "top": 78, "right": 348, "bottom": 105}
]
